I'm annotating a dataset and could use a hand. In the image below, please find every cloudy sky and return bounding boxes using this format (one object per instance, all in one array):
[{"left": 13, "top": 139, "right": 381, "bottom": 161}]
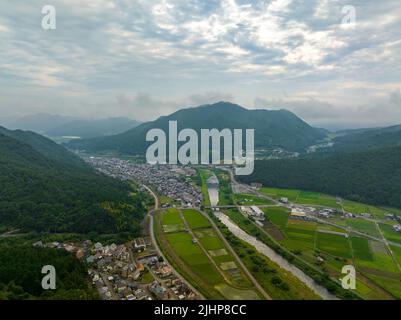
[{"left": 1, "top": 0, "right": 400, "bottom": 129}]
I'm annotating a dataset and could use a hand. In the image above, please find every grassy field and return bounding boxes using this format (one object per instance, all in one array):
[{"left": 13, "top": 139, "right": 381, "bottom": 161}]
[
  {"left": 260, "top": 187, "right": 300, "bottom": 201},
  {"left": 216, "top": 170, "right": 234, "bottom": 206},
  {"left": 155, "top": 208, "right": 262, "bottom": 300},
  {"left": 198, "top": 169, "right": 212, "bottom": 206},
  {"left": 379, "top": 223, "right": 401, "bottom": 243},
  {"left": 350, "top": 237, "right": 373, "bottom": 261},
  {"left": 182, "top": 209, "right": 211, "bottom": 229},
  {"left": 316, "top": 232, "right": 352, "bottom": 259},
  {"left": 263, "top": 207, "right": 289, "bottom": 228},
  {"left": 346, "top": 219, "right": 381, "bottom": 238},
  {"left": 260, "top": 187, "right": 340, "bottom": 208},
  {"left": 161, "top": 208, "right": 185, "bottom": 233},
  {"left": 228, "top": 237, "right": 320, "bottom": 300},
  {"left": 342, "top": 200, "right": 388, "bottom": 218}
]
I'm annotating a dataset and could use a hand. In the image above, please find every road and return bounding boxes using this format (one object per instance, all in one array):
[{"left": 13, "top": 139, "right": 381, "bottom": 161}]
[{"left": 142, "top": 184, "right": 205, "bottom": 299}]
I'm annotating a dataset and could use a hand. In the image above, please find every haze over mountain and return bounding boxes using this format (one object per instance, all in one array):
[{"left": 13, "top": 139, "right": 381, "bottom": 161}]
[
  {"left": 67, "top": 102, "right": 327, "bottom": 154},
  {"left": 3, "top": 114, "right": 78, "bottom": 134},
  {"left": 1, "top": 114, "right": 141, "bottom": 139},
  {"left": 0, "top": 126, "right": 146, "bottom": 234},
  {"left": 330, "top": 125, "right": 401, "bottom": 153},
  {"left": 46, "top": 117, "right": 141, "bottom": 139}
]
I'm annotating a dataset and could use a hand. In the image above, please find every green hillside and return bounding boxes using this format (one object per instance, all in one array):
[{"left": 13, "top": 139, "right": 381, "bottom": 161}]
[
  {"left": 239, "top": 145, "right": 401, "bottom": 209},
  {"left": 67, "top": 102, "right": 327, "bottom": 154},
  {"left": 329, "top": 125, "right": 401, "bottom": 153},
  {"left": 0, "top": 127, "right": 147, "bottom": 234}
]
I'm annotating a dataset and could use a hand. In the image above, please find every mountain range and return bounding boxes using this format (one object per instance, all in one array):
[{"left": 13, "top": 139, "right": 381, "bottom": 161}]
[
  {"left": 1, "top": 114, "right": 140, "bottom": 139},
  {"left": 67, "top": 102, "right": 328, "bottom": 154}
]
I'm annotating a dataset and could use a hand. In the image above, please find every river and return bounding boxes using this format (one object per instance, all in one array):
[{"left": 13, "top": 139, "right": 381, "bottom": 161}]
[
  {"left": 214, "top": 211, "right": 338, "bottom": 300},
  {"left": 206, "top": 174, "right": 219, "bottom": 207}
]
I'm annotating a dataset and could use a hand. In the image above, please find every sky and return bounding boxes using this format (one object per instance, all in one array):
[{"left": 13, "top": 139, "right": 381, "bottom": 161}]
[{"left": 0, "top": 0, "right": 400, "bottom": 130}]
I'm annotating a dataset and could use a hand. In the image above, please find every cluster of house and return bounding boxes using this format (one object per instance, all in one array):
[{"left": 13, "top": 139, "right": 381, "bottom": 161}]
[
  {"left": 32, "top": 237, "right": 198, "bottom": 300},
  {"left": 289, "top": 206, "right": 339, "bottom": 221},
  {"left": 138, "top": 254, "right": 197, "bottom": 300},
  {"left": 385, "top": 214, "right": 401, "bottom": 233},
  {"left": 85, "top": 157, "right": 203, "bottom": 207}
]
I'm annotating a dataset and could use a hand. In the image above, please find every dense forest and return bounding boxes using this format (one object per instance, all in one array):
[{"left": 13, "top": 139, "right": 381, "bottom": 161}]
[
  {"left": 0, "top": 245, "right": 98, "bottom": 300},
  {"left": 0, "top": 127, "right": 147, "bottom": 234},
  {"left": 240, "top": 145, "right": 401, "bottom": 209},
  {"left": 330, "top": 125, "right": 401, "bottom": 153}
]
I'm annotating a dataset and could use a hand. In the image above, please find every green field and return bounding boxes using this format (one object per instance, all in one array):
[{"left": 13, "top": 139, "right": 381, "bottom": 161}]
[
  {"left": 161, "top": 208, "right": 185, "bottom": 233},
  {"left": 260, "top": 187, "right": 300, "bottom": 201},
  {"left": 155, "top": 208, "right": 262, "bottom": 300},
  {"left": 343, "top": 200, "right": 388, "bottom": 218},
  {"left": 182, "top": 209, "right": 211, "bottom": 229},
  {"left": 260, "top": 187, "right": 340, "bottom": 208},
  {"left": 296, "top": 191, "right": 340, "bottom": 208},
  {"left": 316, "top": 232, "right": 352, "bottom": 259},
  {"left": 263, "top": 207, "right": 289, "bottom": 228},
  {"left": 346, "top": 219, "right": 381, "bottom": 238},
  {"left": 391, "top": 245, "right": 401, "bottom": 266},
  {"left": 216, "top": 170, "right": 234, "bottom": 206},
  {"left": 198, "top": 169, "right": 212, "bottom": 206},
  {"left": 351, "top": 237, "right": 373, "bottom": 261},
  {"left": 379, "top": 223, "right": 401, "bottom": 243},
  {"left": 165, "top": 232, "right": 223, "bottom": 284}
]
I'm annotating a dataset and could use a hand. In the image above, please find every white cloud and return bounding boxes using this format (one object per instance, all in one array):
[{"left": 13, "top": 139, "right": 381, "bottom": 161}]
[{"left": 0, "top": 0, "right": 401, "bottom": 128}]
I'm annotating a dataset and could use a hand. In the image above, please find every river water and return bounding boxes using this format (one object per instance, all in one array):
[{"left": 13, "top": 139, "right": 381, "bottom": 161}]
[
  {"left": 214, "top": 211, "right": 338, "bottom": 300},
  {"left": 207, "top": 174, "right": 219, "bottom": 207}
]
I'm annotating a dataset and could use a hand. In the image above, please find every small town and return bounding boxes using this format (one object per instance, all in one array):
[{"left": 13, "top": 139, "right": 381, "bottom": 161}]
[
  {"left": 32, "top": 237, "right": 199, "bottom": 301},
  {"left": 85, "top": 157, "right": 203, "bottom": 208}
]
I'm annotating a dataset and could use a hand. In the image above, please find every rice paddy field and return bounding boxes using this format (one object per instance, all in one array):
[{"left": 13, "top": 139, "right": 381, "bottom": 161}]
[
  {"left": 260, "top": 187, "right": 341, "bottom": 209},
  {"left": 260, "top": 186, "right": 400, "bottom": 220},
  {"left": 155, "top": 208, "right": 262, "bottom": 300},
  {"left": 204, "top": 176, "right": 401, "bottom": 299},
  {"left": 258, "top": 205, "right": 401, "bottom": 299}
]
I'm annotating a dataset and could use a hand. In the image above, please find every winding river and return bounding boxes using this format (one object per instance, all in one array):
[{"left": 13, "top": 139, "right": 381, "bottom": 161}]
[{"left": 214, "top": 211, "right": 338, "bottom": 300}]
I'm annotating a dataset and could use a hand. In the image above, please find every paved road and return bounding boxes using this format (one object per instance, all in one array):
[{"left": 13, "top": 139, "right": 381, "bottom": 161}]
[{"left": 142, "top": 184, "right": 205, "bottom": 299}]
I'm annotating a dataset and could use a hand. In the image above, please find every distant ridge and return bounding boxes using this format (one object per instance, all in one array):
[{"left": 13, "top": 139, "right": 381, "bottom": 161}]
[{"left": 67, "top": 101, "right": 327, "bottom": 154}]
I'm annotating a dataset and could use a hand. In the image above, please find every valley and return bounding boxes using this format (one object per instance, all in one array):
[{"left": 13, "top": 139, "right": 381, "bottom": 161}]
[{"left": 84, "top": 155, "right": 401, "bottom": 300}]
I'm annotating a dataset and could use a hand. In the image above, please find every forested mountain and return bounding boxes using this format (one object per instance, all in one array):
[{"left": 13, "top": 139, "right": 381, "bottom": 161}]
[
  {"left": 239, "top": 145, "right": 401, "bottom": 208},
  {"left": 0, "top": 127, "right": 147, "bottom": 234},
  {"left": 328, "top": 125, "right": 401, "bottom": 153},
  {"left": 0, "top": 245, "right": 98, "bottom": 300},
  {"left": 45, "top": 117, "right": 141, "bottom": 139},
  {"left": 67, "top": 102, "right": 327, "bottom": 154}
]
